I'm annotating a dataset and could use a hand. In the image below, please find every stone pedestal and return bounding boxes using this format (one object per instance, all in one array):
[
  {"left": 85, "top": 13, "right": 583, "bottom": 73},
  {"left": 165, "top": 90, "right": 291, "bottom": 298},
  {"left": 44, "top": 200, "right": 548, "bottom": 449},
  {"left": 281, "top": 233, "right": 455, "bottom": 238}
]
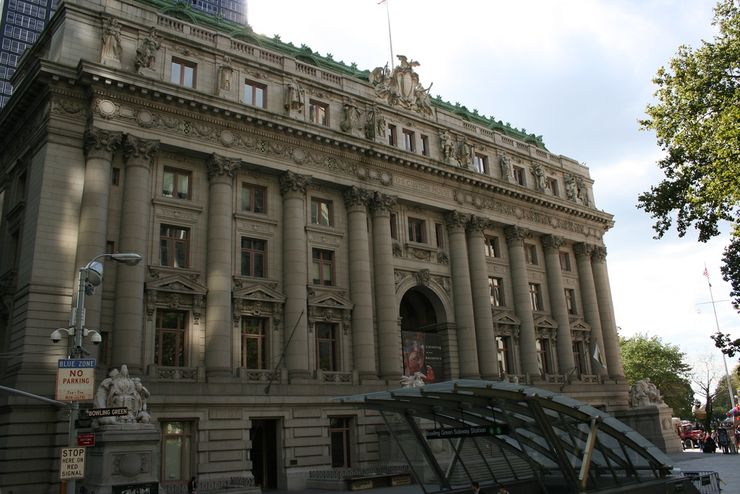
[
  {"left": 80, "top": 423, "right": 161, "bottom": 494},
  {"left": 615, "top": 405, "right": 682, "bottom": 454}
]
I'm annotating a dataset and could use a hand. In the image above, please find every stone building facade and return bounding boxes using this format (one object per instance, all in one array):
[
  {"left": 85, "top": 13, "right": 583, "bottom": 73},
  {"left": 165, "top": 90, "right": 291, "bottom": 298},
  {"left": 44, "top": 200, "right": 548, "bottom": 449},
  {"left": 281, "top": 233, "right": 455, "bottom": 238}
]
[{"left": 0, "top": 0, "right": 628, "bottom": 492}]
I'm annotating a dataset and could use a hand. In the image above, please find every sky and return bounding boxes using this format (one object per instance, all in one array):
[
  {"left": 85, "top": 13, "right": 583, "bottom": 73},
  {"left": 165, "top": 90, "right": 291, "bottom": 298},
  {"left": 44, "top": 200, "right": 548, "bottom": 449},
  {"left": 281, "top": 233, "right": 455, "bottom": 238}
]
[{"left": 247, "top": 1, "right": 737, "bottom": 378}]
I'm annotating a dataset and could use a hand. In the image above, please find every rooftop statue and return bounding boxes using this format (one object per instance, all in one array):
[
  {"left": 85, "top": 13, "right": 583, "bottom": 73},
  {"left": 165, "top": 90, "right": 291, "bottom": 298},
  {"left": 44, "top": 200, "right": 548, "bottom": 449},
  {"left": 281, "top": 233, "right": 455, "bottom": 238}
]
[{"left": 371, "top": 55, "right": 434, "bottom": 117}]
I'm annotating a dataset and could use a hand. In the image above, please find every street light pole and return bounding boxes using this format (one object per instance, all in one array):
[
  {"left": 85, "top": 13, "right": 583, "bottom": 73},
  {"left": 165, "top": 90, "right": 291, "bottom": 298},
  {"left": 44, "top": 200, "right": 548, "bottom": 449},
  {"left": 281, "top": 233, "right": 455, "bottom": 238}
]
[{"left": 57, "top": 252, "right": 141, "bottom": 494}]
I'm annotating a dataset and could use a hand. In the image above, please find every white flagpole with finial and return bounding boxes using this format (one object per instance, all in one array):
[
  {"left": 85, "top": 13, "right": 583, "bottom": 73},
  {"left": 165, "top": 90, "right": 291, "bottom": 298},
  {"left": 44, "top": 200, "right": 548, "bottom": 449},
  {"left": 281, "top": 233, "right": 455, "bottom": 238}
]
[
  {"left": 379, "top": 0, "right": 395, "bottom": 68},
  {"left": 704, "top": 264, "right": 736, "bottom": 409}
]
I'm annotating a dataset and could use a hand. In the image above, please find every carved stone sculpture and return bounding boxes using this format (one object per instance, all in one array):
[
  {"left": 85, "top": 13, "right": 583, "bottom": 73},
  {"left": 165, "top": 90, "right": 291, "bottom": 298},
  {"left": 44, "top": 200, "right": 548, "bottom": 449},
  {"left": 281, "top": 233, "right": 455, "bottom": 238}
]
[
  {"left": 100, "top": 17, "right": 122, "bottom": 66},
  {"left": 629, "top": 378, "right": 663, "bottom": 408},
  {"left": 135, "top": 27, "right": 160, "bottom": 73},
  {"left": 94, "top": 365, "right": 152, "bottom": 425}
]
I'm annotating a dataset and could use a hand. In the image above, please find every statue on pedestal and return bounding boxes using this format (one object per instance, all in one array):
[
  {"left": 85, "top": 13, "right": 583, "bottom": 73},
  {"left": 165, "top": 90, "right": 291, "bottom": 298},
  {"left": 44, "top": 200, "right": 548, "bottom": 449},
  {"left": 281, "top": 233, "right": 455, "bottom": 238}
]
[{"left": 94, "top": 364, "right": 152, "bottom": 425}]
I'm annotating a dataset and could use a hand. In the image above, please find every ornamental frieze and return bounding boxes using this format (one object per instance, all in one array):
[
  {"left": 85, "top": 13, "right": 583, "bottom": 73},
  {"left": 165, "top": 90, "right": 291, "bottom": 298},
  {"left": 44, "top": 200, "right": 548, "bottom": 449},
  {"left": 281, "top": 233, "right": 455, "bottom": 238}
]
[{"left": 394, "top": 269, "right": 451, "bottom": 295}]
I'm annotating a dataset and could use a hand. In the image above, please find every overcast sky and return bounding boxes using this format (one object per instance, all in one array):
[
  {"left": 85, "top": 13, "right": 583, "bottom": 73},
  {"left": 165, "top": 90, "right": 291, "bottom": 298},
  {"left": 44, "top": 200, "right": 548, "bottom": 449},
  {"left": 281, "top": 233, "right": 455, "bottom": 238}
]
[{"left": 248, "top": 1, "right": 737, "bottom": 375}]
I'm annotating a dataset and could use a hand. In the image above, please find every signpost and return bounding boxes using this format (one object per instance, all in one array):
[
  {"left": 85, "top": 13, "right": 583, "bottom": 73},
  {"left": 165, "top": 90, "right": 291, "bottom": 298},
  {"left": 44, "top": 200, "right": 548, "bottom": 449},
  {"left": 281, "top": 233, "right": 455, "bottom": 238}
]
[
  {"left": 59, "top": 447, "right": 86, "bottom": 480},
  {"left": 55, "top": 359, "right": 96, "bottom": 402}
]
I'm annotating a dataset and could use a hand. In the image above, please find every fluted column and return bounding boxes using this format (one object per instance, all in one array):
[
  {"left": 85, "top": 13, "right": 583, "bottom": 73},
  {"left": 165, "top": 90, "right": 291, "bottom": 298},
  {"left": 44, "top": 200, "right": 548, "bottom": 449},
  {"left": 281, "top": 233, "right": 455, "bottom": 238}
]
[
  {"left": 279, "top": 171, "right": 311, "bottom": 379},
  {"left": 77, "top": 128, "right": 123, "bottom": 332},
  {"left": 504, "top": 226, "right": 539, "bottom": 377},
  {"left": 591, "top": 246, "right": 625, "bottom": 378},
  {"left": 466, "top": 216, "right": 496, "bottom": 379},
  {"left": 112, "top": 135, "right": 159, "bottom": 373},
  {"left": 542, "top": 235, "right": 575, "bottom": 374},
  {"left": 370, "top": 192, "right": 402, "bottom": 381},
  {"left": 574, "top": 243, "right": 607, "bottom": 377},
  {"left": 344, "top": 186, "right": 377, "bottom": 380},
  {"left": 205, "top": 154, "right": 239, "bottom": 377}
]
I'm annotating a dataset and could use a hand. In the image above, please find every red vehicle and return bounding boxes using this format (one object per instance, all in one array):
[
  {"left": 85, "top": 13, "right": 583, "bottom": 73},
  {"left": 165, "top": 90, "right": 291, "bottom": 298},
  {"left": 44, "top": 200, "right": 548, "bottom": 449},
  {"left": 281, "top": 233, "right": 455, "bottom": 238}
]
[{"left": 676, "top": 420, "right": 703, "bottom": 449}]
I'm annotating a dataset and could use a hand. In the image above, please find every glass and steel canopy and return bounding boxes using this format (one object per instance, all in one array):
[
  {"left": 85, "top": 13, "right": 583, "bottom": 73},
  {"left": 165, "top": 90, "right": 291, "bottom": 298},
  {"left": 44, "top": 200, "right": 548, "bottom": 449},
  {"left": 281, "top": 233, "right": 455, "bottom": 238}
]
[{"left": 338, "top": 380, "right": 674, "bottom": 493}]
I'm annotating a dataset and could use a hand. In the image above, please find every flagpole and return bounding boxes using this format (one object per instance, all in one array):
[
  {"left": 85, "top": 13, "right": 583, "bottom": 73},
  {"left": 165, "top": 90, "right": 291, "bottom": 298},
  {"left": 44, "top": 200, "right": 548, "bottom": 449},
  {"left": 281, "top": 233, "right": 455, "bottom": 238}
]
[
  {"left": 380, "top": 0, "right": 395, "bottom": 69},
  {"left": 705, "top": 264, "right": 736, "bottom": 409}
]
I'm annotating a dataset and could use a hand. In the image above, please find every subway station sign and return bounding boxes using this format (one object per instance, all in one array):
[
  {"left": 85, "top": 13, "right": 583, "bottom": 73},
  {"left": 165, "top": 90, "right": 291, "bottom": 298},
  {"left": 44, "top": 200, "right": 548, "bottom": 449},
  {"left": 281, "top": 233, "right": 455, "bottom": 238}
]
[{"left": 55, "top": 359, "right": 96, "bottom": 401}]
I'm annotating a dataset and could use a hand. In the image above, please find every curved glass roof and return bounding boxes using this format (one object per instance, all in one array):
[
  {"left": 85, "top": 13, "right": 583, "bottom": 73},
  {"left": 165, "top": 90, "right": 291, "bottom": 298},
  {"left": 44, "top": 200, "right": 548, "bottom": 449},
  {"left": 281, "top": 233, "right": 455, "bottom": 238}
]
[{"left": 338, "top": 379, "right": 674, "bottom": 493}]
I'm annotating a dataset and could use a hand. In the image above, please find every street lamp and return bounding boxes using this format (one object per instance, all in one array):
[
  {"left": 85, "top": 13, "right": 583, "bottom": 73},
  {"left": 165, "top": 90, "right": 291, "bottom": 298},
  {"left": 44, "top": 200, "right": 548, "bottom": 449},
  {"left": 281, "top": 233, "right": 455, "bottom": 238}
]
[{"left": 50, "top": 252, "right": 142, "bottom": 493}]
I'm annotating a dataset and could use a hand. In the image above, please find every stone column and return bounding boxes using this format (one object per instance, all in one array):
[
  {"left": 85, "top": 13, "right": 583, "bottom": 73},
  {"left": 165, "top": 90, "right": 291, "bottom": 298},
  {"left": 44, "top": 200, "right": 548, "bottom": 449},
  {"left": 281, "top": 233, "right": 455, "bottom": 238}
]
[
  {"left": 77, "top": 128, "right": 123, "bottom": 332},
  {"left": 504, "top": 226, "right": 539, "bottom": 377},
  {"left": 279, "top": 171, "right": 311, "bottom": 379},
  {"left": 466, "top": 216, "right": 496, "bottom": 379},
  {"left": 542, "top": 235, "right": 575, "bottom": 375},
  {"left": 205, "top": 154, "right": 239, "bottom": 377},
  {"left": 344, "top": 186, "right": 377, "bottom": 380},
  {"left": 574, "top": 243, "right": 607, "bottom": 377},
  {"left": 370, "top": 192, "right": 402, "bottom": 381},
  {"left": 445, "top": 211, "right": 479, "bottom": 379},
  {"left": 591, "top": 246, "right": 625, "bottom": 378},
  {"left": 112, "top": 135, "right": 159, "bottom": 373}
]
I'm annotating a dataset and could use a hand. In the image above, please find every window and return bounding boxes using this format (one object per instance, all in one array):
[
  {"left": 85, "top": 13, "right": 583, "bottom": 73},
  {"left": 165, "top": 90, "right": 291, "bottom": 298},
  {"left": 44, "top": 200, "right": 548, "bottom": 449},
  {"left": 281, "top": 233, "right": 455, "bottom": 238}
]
[
  {"left": 330, "top": 417, "right": 352, "bottom": 468},
  {"left": 489, "top": 277, "right": 504, "bottom": 307},
  {"left": 536, "top": 338, "right": 552, "bottom": 375},
  {"left": 496, "top": 336, "right": 511, "bottom": 375},
  {"left": 525, "top": 243, "right": 538, "bottom": 265},
  {"left": 316, "top": 322, "right": 338, "bottom": 371},
  {"left": 161, "top": 421, "right": 194, "bottom": 486},
  {"left": 546, "top": 177, "right": 560, "bottom": 196},
  {"left": 241, "top": 237, "right": 266, "bottom": 277},
  {"left": 513, "top": 166, "right": 526, "bottom": 186},
  {"left": 163, "top": 167, "right": 191, "bottom": 200},
  {"left": 564, "top": 288, "right": 577, "bottom": 315},
  {"left": 435, "top": 223, "right": 444, "bottom": 248},
  {"left": 241, "top": 317, "right": 267, "bottom": 369},
  {"left": 421, "top": 134, "right": 430, "bottom": 156},
  {"left": 155, "top": 310, "right": 188, "bottom": 367},
  {"left": 244, "top": 79, "right": 266, "bottom": 108},
  {"left": 312, "top": 249, "right": 334, "bottom": 286},
  {"left": 559, "top": 251, "right": 572, "bottom": 271},
  {"left": 170, "top": 58, "right": 196, "bottom": 88},
  {"left": 160, "top": 225, "right": 189, "bottom": 268},
  {"left": 408, "top": 217, "right": 426, "bottom": 243},
  {"left": 390, "top": 213, "right": 398, "bottom": 240},
  {"left": 310, "top": 198, "right": 333, "bottom": 227},
  {"left": 402, "top": 129, "right": 415, "bottom": 152},
  {"left": 573, "top": 341, "right": 586, "bottom": 376},
  {"left": 484, "top": 235, "right": 501, "bottom": 258},
  {"left": 112, "top": 167, "right": 120, "bottom": 186},
  {"left": 241, "top": 183, "right": 266, "bottom": 213},
  {"left": 474, "top": 153, "right": 489, "bottom": 174},
  {"left": 309, "top": 100, "right": 329, "bottom": 126},
  {"left": 529, "top": 283, "right": 543, "bottom": 311},
  {"left": 387, "top": 124, "right": 397, "bottom": 146}
]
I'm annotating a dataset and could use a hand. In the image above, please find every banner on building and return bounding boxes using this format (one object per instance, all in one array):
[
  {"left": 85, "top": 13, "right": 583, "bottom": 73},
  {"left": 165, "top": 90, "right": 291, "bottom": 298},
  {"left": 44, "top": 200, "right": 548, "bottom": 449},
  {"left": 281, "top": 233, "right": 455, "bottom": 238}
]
[{"left": 401, "top": 331, "right": 444, "bottom": 383}]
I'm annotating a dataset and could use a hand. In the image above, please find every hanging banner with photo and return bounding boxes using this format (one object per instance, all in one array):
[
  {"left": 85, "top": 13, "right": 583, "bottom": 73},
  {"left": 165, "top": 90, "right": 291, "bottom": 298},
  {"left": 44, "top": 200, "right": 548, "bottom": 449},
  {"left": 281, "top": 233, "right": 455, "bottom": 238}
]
[{"left": 402, "top": 331, "right": 444, "bottom": 383}]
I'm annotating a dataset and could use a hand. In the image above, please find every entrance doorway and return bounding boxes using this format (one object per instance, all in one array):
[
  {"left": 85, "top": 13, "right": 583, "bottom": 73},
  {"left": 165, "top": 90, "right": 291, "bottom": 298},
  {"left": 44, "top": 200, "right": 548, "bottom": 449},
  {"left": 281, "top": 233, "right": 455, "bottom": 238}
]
[
  {"left": 251, "top": 419, "right": 279, "bottom": 489},
  {"left": 399, "top": 287, "right": 446, "bottom": 383}
]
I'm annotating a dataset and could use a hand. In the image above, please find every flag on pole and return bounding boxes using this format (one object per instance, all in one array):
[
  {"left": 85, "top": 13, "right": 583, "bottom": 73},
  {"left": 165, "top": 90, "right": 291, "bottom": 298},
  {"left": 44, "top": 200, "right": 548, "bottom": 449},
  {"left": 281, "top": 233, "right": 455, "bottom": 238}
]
[
  {"left": 591, "top": 339, "right": 606, "bottom": 371},
  {"left": 703, "top": 264, "right": 712, "bottom": 287}
]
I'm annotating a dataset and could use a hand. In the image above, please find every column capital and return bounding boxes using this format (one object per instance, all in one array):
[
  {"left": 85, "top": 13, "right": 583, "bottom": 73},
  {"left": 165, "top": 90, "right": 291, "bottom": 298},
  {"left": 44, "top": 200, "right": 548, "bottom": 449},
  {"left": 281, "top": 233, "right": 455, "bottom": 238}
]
[
  {"left": 84, "top": 128, "right": 123, "bottom": 159},
  {"left": 445, "top": 210, "right": 469, "bottom": 232},
  {"left": 504, "top": 225, "right": 529, "bottom": 245},
  {"left": 466, "top": 215, "right": 489, "bottom": 234},
  {"left": 123, "top": 134, "right": 159, "bottom": 164},
  {"left": 344, "top": 185, "right": 371, "bottom": 209},
  {"left": 279, "top": 170, "right": 311, "bottom": 195},
  {"left": 369, "top": 192, "right": 397, "bottom": 214},
  {"left": 208, "top": 154, "right": 240, "bottom": 181},
  {"left": 592, "top": 246, "right": 607, "bottom": 262},
  {"left": 573, "top": 242, "right": 594, "bottom": 258},
  {"left": 542, "top": 234, "right": 565, "bottom": 253}
]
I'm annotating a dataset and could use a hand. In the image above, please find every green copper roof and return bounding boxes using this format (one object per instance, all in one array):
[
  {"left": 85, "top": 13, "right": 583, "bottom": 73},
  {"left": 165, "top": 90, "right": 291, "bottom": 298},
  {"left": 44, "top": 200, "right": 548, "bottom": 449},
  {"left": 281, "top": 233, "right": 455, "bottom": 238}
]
[{"left": 137, "top": 0, "right": 547, "bottom": 150}]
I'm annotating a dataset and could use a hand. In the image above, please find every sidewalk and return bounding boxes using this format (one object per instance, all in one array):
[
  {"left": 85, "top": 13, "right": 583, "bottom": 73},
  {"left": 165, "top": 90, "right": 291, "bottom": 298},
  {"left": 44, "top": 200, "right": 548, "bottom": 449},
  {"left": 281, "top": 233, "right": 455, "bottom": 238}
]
[{"left": 670, "top": 448, "right": 740, "bottom": 490}]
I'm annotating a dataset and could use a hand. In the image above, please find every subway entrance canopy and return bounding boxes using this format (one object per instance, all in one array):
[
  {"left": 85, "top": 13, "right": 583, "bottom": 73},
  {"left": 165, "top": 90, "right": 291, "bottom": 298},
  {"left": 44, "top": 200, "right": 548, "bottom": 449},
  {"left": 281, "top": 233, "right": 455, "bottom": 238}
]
[{"left": 338, "top": 380, "right": 682, "bottom": 493}]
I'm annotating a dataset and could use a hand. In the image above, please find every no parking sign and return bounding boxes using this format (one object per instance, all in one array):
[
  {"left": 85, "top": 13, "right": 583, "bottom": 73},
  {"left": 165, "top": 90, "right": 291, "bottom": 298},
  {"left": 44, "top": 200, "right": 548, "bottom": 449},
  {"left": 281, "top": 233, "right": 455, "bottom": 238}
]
[{"left": 55, "top": 359, "right": 96, "bottom": 401}]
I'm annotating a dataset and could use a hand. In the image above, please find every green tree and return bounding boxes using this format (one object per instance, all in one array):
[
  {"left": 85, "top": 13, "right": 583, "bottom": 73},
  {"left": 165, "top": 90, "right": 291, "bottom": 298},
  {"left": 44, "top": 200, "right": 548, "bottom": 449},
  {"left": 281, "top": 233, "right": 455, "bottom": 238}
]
[
  {"left": 638, "top": 0, "right": 740, "bottom": 316},
  {"left": 619, "top": 334, "right": 694, "bottom": 418},
  {"left": 712, "top": 362, "right": 740, "bottom": 418}
]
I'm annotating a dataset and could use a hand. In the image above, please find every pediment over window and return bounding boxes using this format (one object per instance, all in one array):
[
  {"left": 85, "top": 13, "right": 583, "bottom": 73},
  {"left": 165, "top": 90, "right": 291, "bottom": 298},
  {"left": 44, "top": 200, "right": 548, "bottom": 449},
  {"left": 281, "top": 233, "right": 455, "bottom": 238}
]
[
  {"left": 307, "top": 287, "right": 353, "bottom": 312},
  {"left": 493, "top": 311, "right": 520, "bottom": 326},
  {"left": 146, "top": 270, "right": 207, "bottom": 295},
  {"left": 534, "top": 316, "right": 558, "bottom": 330},
  {"left": 570, "top": 319, "right": 591, "bottom": 332},
  {"left": 233, "top": 279, "right": 285, "bottom": 304}
]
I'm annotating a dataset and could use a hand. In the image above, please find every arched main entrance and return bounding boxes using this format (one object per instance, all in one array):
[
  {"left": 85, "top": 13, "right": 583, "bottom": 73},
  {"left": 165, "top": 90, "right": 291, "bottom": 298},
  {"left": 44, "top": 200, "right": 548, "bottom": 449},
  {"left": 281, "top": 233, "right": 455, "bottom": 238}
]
[{"left": 399, "top": 287, "right": 447, "bottom": 383}]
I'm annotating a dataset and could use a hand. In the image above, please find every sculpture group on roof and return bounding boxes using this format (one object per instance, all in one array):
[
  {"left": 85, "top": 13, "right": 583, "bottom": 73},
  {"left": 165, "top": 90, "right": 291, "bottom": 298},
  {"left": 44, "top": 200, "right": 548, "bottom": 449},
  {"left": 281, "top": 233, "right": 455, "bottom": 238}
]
[{"left": 370, "top": 55, "right": 434, "bottom": 117}]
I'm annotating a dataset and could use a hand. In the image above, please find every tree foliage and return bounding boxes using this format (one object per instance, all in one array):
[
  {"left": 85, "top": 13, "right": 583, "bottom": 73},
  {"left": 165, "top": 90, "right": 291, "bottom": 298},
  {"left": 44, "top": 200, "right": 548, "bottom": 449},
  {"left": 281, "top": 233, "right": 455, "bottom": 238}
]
[
  {"left": 619, "top": 334, "right": 694, "bottom": 418},
  {"left": 639, "top": 0, "right": 740, "bottom": 311},
  {"left": 712, "top": 362, "right": 740, "bottom": 416}
]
